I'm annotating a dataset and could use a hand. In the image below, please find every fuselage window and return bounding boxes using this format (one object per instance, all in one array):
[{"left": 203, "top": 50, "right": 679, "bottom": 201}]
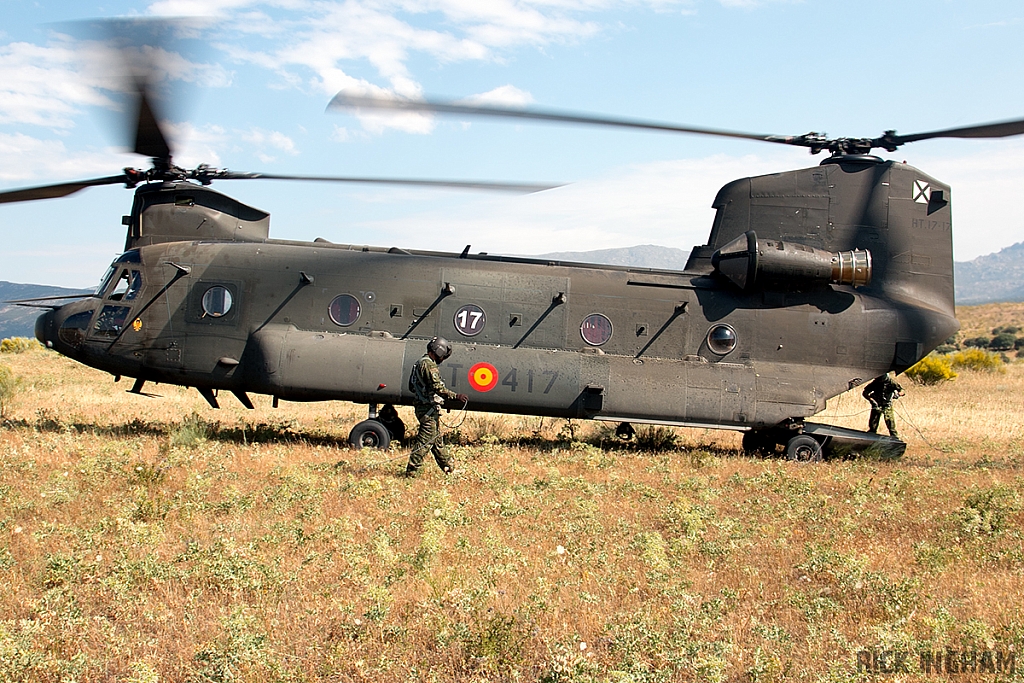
[
  {"left": 453, "top": 304, "right": 486, "bottom": 337},
  {"left": 329, "top": 294, "right": 361, "bottom": 327},
  {"left": 201, "top": 286, "right": 234, "bottom": 318},
  {"left": 706, "top": 324, "right": 737, "bottom": 355},
  {"left": 58, "top": 310, "right": 94, "bottom": 347},
  {"left": 94, "top": 305, "right": 131, "bottom": 338},
  {"left": 580, "top": 313, "right": 613, "bottom": 346}
]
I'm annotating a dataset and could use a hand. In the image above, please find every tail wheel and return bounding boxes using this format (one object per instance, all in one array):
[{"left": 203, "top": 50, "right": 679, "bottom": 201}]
[
  {"left": 785, "top": 434, "right": 823, "bottom": 463},
  {"left": 348, "top": 420, "right": 391, "bottom": 451}
]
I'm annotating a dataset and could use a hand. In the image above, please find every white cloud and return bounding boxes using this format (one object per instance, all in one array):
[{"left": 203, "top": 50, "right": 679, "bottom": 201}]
[
  {"left": 341, "top": 150, "right": 803, "bottom": 254},
  {"left": 461, "top": 85, "right": 535, "bottom": 106},
  {"left": 146, "top": 0, "right": 264, "bottom": 18},
  {"left": 240, "top": 127, "right": 299, "bottom": 163},
  {"left": 0, "top": 133, "right": 136, "bottom": 182},
  {"left": 192, "top": 0, "right": 689, "bottom": 133},
  {"left": 0, "top": 41, "right": 110, "bottom": 128}
]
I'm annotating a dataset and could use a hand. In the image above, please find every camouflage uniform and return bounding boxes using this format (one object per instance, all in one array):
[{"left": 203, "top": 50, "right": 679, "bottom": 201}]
[
  {"left": 406, "top": 354, "right": 458, "bottom": 474},
  {"left": 863, "top": 374, "right": 904, "bottom": 438}
]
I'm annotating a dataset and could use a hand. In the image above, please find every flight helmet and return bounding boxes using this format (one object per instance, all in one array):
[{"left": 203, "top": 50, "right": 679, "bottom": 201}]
[{"left": 427, "top": 336, "right": 453, "bottom": 361}]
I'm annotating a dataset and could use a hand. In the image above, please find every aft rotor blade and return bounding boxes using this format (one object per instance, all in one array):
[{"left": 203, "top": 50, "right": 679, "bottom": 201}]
[
  {"left": 890, "top": 116, "right": 1024, "bottom": 145},
  {"left": 216, "top": 171, "right": 563, "bottom": 194},
  {"left": 0, "top": 175, "right": 128, "bottom": 204},
  {"left": 329, "top": 93, "right": 795, "bottom": 146}
]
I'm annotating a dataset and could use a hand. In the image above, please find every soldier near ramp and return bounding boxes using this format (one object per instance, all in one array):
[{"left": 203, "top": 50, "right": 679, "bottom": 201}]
[
  {"left": 406, "top": 337, "right": 468, "bottom": 476},
  {"left": 862, "top": 373, "right": 905, "bottom": 439}
]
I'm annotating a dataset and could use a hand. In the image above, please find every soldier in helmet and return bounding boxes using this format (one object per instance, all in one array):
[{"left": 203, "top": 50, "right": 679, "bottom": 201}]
[
  {"left": 405, "top": 336, "right": 468, "bottom": 476},
  {"left": 862, "top": 372, "right": 905, "bottom": 439}
]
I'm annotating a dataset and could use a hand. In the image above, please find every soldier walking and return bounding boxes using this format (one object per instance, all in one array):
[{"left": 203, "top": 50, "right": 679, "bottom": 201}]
[
  {"left": 863, "top": 372, "right": 905, "bottom": 439},
  {"left": 406, "top": 337, "right": 467, "bottom": 476}
]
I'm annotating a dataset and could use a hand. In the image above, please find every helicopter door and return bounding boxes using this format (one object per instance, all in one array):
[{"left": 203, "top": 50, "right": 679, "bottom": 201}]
[{"left": 183, "top": 279, "right": 246, "bottom": 372}]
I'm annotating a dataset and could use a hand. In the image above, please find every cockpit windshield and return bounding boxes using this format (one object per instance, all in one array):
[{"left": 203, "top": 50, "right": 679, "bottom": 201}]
[{"left": 95, "top": 251, "right": 142, "bottom": 297}]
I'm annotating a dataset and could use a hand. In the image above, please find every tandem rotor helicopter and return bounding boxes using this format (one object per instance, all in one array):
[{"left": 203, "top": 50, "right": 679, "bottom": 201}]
[{"left": 5, "top": 24, "right": 1024, "bottom": 461}]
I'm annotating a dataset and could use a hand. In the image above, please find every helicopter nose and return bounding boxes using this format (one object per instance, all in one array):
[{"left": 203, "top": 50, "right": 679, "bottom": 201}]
[{"left": 35, "top": 310, "right": 54, "bottom": 348}]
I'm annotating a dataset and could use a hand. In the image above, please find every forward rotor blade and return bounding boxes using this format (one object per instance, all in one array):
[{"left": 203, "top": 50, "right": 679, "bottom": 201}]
[
  {"left": 4, "top": 293, "right": 94, "bottom": 304},
  {"left": 0, "top": 175, "right": 128, "bottom": 204},
  {"left": 132, "top": 81, "right": 173, "bottom": 160},
  {"left": 890, "top": 116, "right": 1024, "bottom": 145},
  {"left": 216, "top": 171, "right": 563, "bottom": 194},
  {"left": 329, "top": 93, "right": 793, "bottom": 146}
]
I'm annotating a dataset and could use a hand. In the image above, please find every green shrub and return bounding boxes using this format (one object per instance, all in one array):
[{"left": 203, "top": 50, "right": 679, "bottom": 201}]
[
  {"left": 0, "top": 364, "right": 22, "bottom": 419},
  {"left": 904, "top": 355, "right": 957, "bottom": 385},
  {"left": 950, "top": 348, "right": 1005, "bottom": 373},
  {"left": 989, "top": 333, "right": 1016, "bottom": 351},
  {"left": 934, "top": 343, "right": 956, "bottom": 355},
  {"left": 1015, "top": 337, "right": 1024, "bottom": 350},
  {"left": 0, "top": 337, "right": 42, "bottom": 354},
  {"left": 953, "top": 485, "right": 1020, "bottom": 538},
  {"left": 964, "top": 336, "right": 990, "bottom": 348}
]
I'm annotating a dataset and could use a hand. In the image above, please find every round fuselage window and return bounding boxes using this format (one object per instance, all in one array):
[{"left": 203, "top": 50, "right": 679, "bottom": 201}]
[
  {"left": 329, "top": 294, "right": 361, "bottom": 327},
  {"left": 580, "top": 313, "right": 613, "bottom": 346},
  {"left": 706, "top": 324, "right": 737, "bottom": 355},
  {"left": 202, "top": 286, "right": 233, "bottom": 318}
]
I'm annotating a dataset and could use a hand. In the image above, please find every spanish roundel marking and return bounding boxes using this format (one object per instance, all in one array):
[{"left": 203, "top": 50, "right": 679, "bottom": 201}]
[{"left": 468, "top": 362, "right": 499, "bottom": 392}]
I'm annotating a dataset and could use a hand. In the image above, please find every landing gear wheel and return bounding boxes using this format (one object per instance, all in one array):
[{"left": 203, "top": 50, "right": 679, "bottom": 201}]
[
  {"left": 742, "top": 430, "right": 775, "bottom": 455},
  {"left": 785, "top": 434, "right": 823, "bottom": 463},
  {"left": 348, "top": 419, "right": 391, "bottom": 450}
]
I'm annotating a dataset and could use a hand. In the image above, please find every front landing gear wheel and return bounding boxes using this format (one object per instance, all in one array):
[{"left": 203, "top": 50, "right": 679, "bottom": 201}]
[
  {"left": 349, "top": 420, "right": 391, "bottom": 450},
  {"left": 785, "top": 434, "right": 823, "bottom": 463}
]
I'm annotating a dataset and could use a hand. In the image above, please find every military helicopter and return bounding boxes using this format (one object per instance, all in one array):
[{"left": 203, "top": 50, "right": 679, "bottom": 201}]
[{"left": 6, "top": 29, "right": 1023, "bottom": 461}]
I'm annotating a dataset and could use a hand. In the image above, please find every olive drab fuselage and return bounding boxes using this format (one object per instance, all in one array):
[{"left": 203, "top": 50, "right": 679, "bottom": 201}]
[{"left": 35, "top": 155, "right": 959, "bottom": 436}]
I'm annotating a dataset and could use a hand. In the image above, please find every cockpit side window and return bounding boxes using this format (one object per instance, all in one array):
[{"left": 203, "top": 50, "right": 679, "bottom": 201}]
[
  {"left": 109, "top": 270, "right": 131, "bottom": 301},
  {"left": 125, "top": 271, "right": 142, "bottom": 301},
  {"left": 107, "top": 269, "right": 143, "bottom": 301}
]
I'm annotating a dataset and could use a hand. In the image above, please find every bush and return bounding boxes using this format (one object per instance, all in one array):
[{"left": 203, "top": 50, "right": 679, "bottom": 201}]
[
  {"left": 963, "top": 336, "right": 990, "bottom": 348},
  {"left": 989, "top": 333, "right": 1016, "bottom": 351},
  {"left": 950, "top": 348, "right": 1004, "bottom": 373},
  {"left": 0, "top": 337, "right": 42, "bottom": 354},
  {"left": 904, "top": 355, "right": 957, "bottom": 385},
  {"left": 0, "top": 364, "right": 23, "bottom": 419},
  {"left": 934, "top": 344, "right": 956, "bottom": 355}
]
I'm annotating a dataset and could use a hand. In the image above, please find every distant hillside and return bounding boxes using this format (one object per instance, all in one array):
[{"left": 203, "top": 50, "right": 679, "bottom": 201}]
[
  {"left": 0, "top": 282, "right": 91, "bottom": 339},
  {"left": 535, "top": 244, "right": 691, "bottom": 270},
  {"left": 954, "top": 242, "right": 1024, "bottom": 305},
  {"left": 535, "top": 243, "right": 1024, "bottom": 307}
]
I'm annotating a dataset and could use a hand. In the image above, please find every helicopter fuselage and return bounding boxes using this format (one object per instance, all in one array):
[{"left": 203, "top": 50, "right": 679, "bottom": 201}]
[{"left": 35, "top": 155, "right": 958, "bottom": 442}]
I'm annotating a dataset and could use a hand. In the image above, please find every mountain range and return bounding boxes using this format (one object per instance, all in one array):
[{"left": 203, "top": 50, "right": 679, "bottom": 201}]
[
  {"left": 1, "top": 243, "right": 1020, "bottom": 339},
  {"left": 0, "top": 282, "right": 91, "bottom": 340}
]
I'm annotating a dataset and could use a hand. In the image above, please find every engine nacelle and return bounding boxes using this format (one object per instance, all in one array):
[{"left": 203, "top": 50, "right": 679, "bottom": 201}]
[{"left": 712, "top": 231, "right": 871, "bottom": 291}]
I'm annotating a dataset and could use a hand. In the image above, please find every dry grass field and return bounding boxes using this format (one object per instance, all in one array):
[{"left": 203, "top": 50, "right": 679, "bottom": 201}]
[{"left": 0, "top": 305, "right": 1022, "bottom": 682}]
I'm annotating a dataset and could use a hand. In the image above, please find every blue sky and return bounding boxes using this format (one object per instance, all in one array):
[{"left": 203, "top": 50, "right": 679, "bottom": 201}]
[{"left": 2, "top": 0, "right": 1024, "bottom": 287}]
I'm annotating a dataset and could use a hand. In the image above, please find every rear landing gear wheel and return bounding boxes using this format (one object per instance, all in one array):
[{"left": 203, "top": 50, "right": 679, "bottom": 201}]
[
  {"left": 785, "top": 434, "right": 822, "bottom": 463},
  {"left": 349, "top": 419, "right": 391, "bottom": 450}
]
